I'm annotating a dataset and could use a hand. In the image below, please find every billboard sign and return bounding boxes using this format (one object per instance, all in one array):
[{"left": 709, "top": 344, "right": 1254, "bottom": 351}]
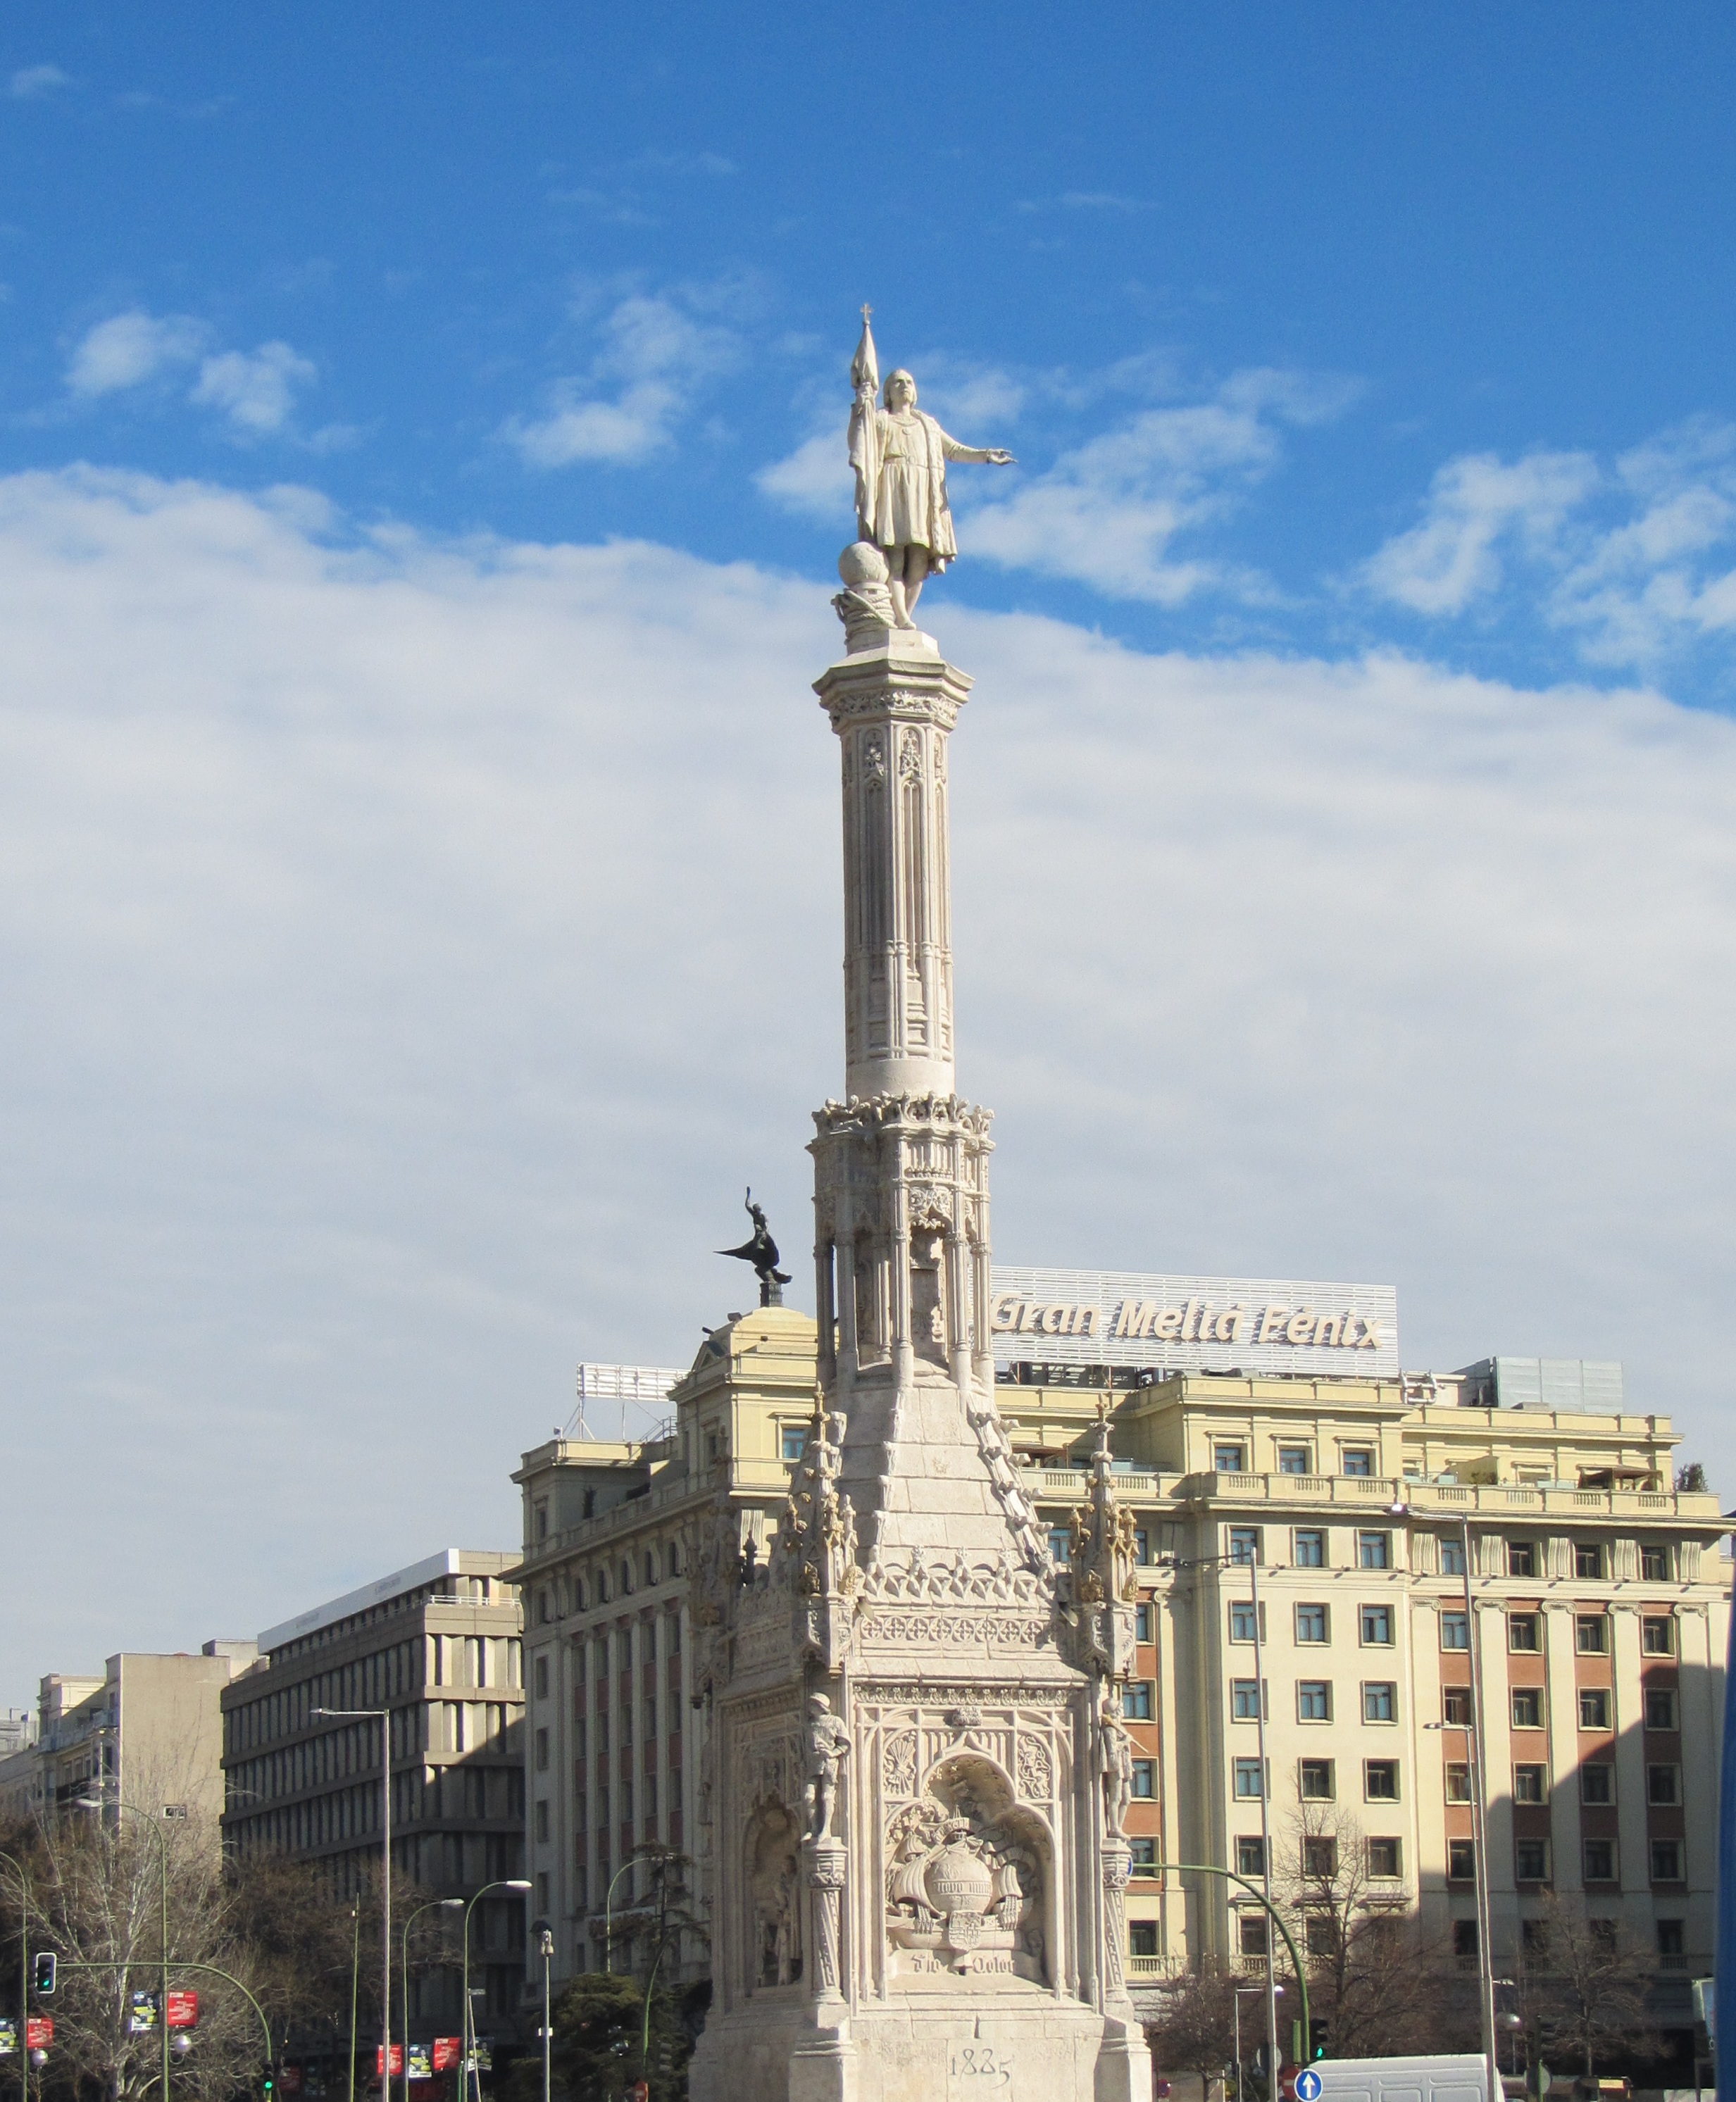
[
  {"left": 375, "top": 2047, "right": 404, "bottom": 2080},
  {"left": 0, "top": 2019, "right": 15, "bottom": 2056},
  {"left": 989, "top": 1267, "right": 1399, "bottom": 1380},
  {"left": 25, "top": 2020, "right": 52, "bottom": 2053},
  {"left": 166, "top": 1992, "right": 199, "bottom": 2030},
  {"left": 432, "top": 2040, "right": 463, "bottom": 2072},
  {"left": 127, "top": 1994, "right": 158, "bottom": 2036}
]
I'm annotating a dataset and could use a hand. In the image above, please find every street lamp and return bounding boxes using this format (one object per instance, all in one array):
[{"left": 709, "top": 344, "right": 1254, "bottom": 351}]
[
  {"left": 536, "top": 1927, "right": 553, "bottom": 2102},
  {"left": 601, "top": 1854, "right": 649, "bottom": 1977},
  {"left": 1234, "top": 1983, "right": 1281, "bottom": 2100},
  {"left": 400, "top": 1899, "right": 463, "bottom": 2102},
  {"left": 74, "top": 1797, "right": 172, "bottom": 2102},
  {"left": 459, "top": 1880, "right": 530, "bottom": 2102},
  {"left": 312, "top": 1708, "right": 394, "bottom": 2100}
]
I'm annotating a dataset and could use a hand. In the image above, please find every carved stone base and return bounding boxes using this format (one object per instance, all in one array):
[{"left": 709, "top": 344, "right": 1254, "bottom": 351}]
[
  {"left": 789, "top": 2022, "right": 858, "bottom": 2102},
  {"left": 1091, "top": 2017, "right": 1156, "bottom": 2102}
]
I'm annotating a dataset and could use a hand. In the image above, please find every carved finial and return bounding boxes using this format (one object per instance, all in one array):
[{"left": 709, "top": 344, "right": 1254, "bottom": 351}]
[{"left": 860, "top": 301, "right": 872, "bottom": 325}]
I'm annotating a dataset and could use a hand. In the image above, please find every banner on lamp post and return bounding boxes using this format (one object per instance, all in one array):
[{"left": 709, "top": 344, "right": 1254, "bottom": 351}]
[
  {"left": 375, "top": 2046, "right": 404, "bottom": 2081},
  {"left": 431, "top": 2039, "right": 462, "bottom": 2072},
  {"left": 25, "top": 2019, "right": 53, "bottom": 2053},
  {"left": 166, "top": 1991, "right": 199, "bottom": 2029}
]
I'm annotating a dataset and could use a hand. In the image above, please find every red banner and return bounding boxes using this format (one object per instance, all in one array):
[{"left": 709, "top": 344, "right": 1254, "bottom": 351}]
[
  {"left": 431, "top": 2040, "right": 462, "bottom": 2073},
  {"left": 25, "top": 2020, "right": 52, "bottom": 2052},
  {"left": 166, "top": 1992, "right": 199, "bottom": 2030},
  {"left": 375, "top": 2047, "right": 404, "bottom": 2079}
]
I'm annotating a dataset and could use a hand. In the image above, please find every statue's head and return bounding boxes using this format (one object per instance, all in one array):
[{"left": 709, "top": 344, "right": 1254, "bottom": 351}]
[
  {"left": 883, "top": 369, "right": 917, "bottom": 410},
  {"left": 809, "top": 1692, "right": 831, "bottom": 1715}
]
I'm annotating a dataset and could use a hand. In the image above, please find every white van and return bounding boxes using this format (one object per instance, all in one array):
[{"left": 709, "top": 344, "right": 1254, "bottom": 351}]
[{"left": 1295, "top": 2054, "right": 1490, "bottom": 2102}]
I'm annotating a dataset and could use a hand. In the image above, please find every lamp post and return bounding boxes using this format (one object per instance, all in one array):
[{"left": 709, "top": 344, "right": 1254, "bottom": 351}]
[
  {"left": 0, "top": 1852, "right": 30, "bottom": 2102},
  {"left": 459, "top": 1880, "right": 530, "bottom": 2102},
  {"left": 312, "top": 1708, "right": 393, "bottom": 2099},
  {"left": 1235, "top": 1984, "right": 1280, "bottom": 2101},
  {"left": 401, "top": 1899, "right": 463, "bottom": 2102},
  {"left": 347, "top": 1899, "right": 361, "bottom": 2102},
  {"left": 537, "top": 1927, "right": 552, "bottom": 2102},
  {"left": 73, "top": 1796, "right": 171, "bottom": 2102},
  {"left": 600, "top": 1856, "right": 644, "bottom": 1977}
]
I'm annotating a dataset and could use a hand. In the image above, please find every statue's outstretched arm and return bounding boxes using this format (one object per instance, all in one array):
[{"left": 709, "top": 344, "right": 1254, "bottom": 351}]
[{"left": 939, "top": 429, "right": 1016, "bottom": 467}]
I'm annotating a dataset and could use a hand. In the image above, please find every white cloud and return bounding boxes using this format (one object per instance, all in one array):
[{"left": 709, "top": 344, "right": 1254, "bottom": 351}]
[
  {"left": 1, "top": 467, "right": 1732, "bottom": 1706},
  {"left": 67, "top": 309, "right": 206, "bottom": 396},
  {"left": 9, "top": 62, "right": 70, "bottom": 98},
  {"left": 1359, "top": 450, "right": 1600, "bottom": 615},
  {"left": 754, "top": 430, "right": 849, "bottom": 520},
  {"left": 505, "top": 292, "right": 736, "bottom": 467},
  {"left": 1361, "top": 418, "right": 1736, "bottom": 669},
  {"left": 963, "top": 368, "right": 1356, "bottom": 603},
  {"left": 189, "top": 341, "right": 318, "bottom": 435}
]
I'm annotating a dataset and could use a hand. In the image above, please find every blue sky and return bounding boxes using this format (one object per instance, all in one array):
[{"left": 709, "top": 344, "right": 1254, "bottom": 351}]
[
  {"left": 4, "top": 8, "right": 1735, "bottom": 1701},
  {"left": 8, "top": 6, "right": 1736, "bottom": 696}
]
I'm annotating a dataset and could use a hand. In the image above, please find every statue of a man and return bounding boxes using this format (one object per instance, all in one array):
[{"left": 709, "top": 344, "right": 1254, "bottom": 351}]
[
  {"left": 803, "top": 1691, "right": 852, "bottom": 1840},
  {"left": 1095, "top": 1699, "right": 1135, "bottom": 1837},
  {"left": 848, "top": 308, "right": 1015, "bottom": 629}
]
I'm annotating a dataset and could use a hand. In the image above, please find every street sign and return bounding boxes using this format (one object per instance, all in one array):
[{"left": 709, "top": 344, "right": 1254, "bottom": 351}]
[
  {"left": 1295, "top": 2070, "right": 1323, "bottom": 2102},
  {"left": 25, "top": 2020, "right": 53, "bottom": 2053},
  {"left": 432, "top": 2039, "right": 462, "bottom": 2072}
]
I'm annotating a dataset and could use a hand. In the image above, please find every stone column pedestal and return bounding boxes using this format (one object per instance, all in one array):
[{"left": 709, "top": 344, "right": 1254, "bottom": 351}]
[{"left": 790, "top": 1836, "right": 856, "bottom": 2102}]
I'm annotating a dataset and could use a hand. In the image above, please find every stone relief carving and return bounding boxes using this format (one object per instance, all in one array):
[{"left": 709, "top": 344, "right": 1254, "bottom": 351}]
[
  {"left": 883, "top": 1754, "right": 1048, "bottom": 1985},
  {"left": 882, "top": 1729, "right": 918, "bottom": 1796},
  {"left": 804, "top": 1691, "right": 851, "bottom": 1840},
  {"left": 863, "top": 732, "right": 887, "bottom": 789},
  {"left": 899, "top": 726, "right": 923, "bottom": 781},
  {"left": 1016, "top": 1735, "right": 1053, "bottom": 1804},
  {"left": 745, "top": 1798, "right": 804, "bottom": 1990}
]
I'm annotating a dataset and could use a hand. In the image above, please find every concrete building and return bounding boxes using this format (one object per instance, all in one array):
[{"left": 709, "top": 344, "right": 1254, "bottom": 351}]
[
  {"left": 219, "top": 1551, "right": 528, "bottom": 2043},
  {"left": 0, "top": 1644, "right": 256, "bottom": 1825}
]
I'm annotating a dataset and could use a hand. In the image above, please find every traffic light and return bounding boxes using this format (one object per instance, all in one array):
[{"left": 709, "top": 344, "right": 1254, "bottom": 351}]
[
  {"left": 32, "top": 1955, "right": 56, "bottom": 1997},
  {"left": 261, "top": 2064, "right": 275, "bottom": 2098}
]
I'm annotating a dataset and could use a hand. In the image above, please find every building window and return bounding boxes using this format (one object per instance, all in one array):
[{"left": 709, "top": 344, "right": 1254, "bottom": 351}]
[
  {"left": 1367, "top": 1837, "right": 1401, "bottom": 1879},
  {"left": 1575, "top": 1615, "right": 1608, "bottom": 1656},
  {"left": 1278, "top": 1445, "right": 1311, "bottom": 1475},
  {"left": 1215, "top": 1444, "right": 1248, "bottom": 1474},
  {"left": 1230, "top": 1601, "right": 1266, "bottom": 1644},
  {"left": 535, "top": 1728, "right": 549, "bottom": 1772},
  {"left": 1128, "top": 1921, "right": 1159, "bottom": 1958},
  {"left": 1228, "top": 1527, "right": 1261, "bottom": 1565},
  {"left": 1651, "top": 1839, "right": 1684, "bottom": 1883},
  {"left": 1232, "top": 1680, "right": 1266, "bottom": 1722},
  {"left": 1440, "top": 1536, "right": 1466, "bottom": 1576},
  {"left": 1299, "top": 1758, "right": 1335, "bottom": 1801},
  {"left": 1233, "top": 1758, "right": 1265, "bottom": 1801},
  {"left": 534, "top": 1654, "right": 550, "bottom": 1699},
  {"left": 1508, "top": 1613, "right": 1540, "bottom": 1653},
  {"left": 536, "top": 1872, "right": 550, "bottom": 1913},
  {"left": 1508, "top": 1541, "right": 1536, "bottom": 1577},
  {"left": 1511, "top": 1689, "right": 1543, "bottom": 1728},
  {"left": 1362, "top": 1682, "right": 1396, "bottom": 1724},
  {"left": 1123, "top": 1682, "right": 1154, "bottom": 1721},
  {"left": 534, "top": 1799, "right": 549, "bottom": 1842},
  {"left": 1578, "top": 1688, "right": 1611, "bottom": 1732},
  {"left": 1297, "top": 1681, "right": 1331, "bottom": 1722},
  {"left": 1658, "top": 1920, "right": 1685, "bottom": 1957},
  {"left": 1342, "top": 1449, "right": 1373, "bottom": 1477},
  {"left": 1364, "top": 1760, "right": 1399, "bottom": 1802},
  {"left": 1236, "top": 1835, "right": 1266, "bottom": 1876},
  {"left": 1642, "top": 1617, "right": 1675, "bottom": 1656},
  {"left": 1049, "top": 1527, "right": 1070, "bottom": 1564},
  {"left": 1647, "top": 1763, "right": 1680, "bottom": 1806},
  {"left": 1359, "top": 1605, "right": 1392, "bottom": 1646},
  {"left": 1135, "top": 1603, "right": 1154, "bottom": 1643},
  {"left": 1440, "top": 1612, "right": 1469, "bottom": 1652},
  {"left": 1574, "top": 1542, "right": 1604, "bottom": 1579},
  {"left": 1131, "top": 1760, "right": 1156, "bottom": 1799},
  {"left": 1444, "top": 1764, "right": 1471, "bottom": 1803},
  {"left": 1130, "top": 1839, "right": 1158, "bottom": 1875},
  {"left": 1442, "top": 1687, "right": 1471, "bottom": 1725},
  {"left": 1132, "top": 1527, "right": 1152, "bottom": 1565},
  {"left": 1579, "top": 1763, "right": 1613, "bottom": 1806},
  {"left": 1646, "top": 1688, "right": 1679, "bottom": 1732},
  {"left": 1305, "top": 1914, "right": 1340, "bottom": 1958},
  {"left": 1293, "top": 1529, "right": 1325, "bottom": 1568},
  {"left": 1513, "top": 1763, "right": 1547, "bottom": 1804},
  {"left": 1515, "top": 1839, "right": 1549, "bottom": 1882},
  {"left": 1582, "top": 1839, "right": 1616, "bottom": 1883},
  {"left": 1237, "top": 1913, "right": 1268, "bottom": 1957},
  {"left": 780, "top": 1423, "right": 808, "bottom": 1463},
  {"left": 1447, "top": 1840, "right": 1475, "bottom": 1882},
  {"left": 1641, "top": 1544, "right": 1671, "bottom": 1582},
  {"left": 1357, "top": 1531, "right": 1391, "bottom": 1570},
  {"left": 1294, "top": 1603, "right": 1328, "bottom": 1644}
]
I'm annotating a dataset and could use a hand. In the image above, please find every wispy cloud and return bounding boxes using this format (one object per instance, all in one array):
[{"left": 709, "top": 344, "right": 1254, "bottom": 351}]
[
  {"left": 504, "top": 292, "right": 737, "bottom": 468},
  {"left": 1361, "top": 417, "right": 1736, "bottom": 670},
  {"left": 67, "top": 311, "right": 207, "bottom": 396},
  {"left": 9, "top": 63, "right": 70, "bottom": 99},
  {"left": 65, "top": 309, "right": 318, "bottom": 439},
  {"left": 192, "top": 342, "right": 318, "bottom": 436},
  {"left": 1017, "top": 190, "right": 1158, "bottom": 213},
  {"left": 963, "top": 366, "right": 1359, "bottom": 603}
]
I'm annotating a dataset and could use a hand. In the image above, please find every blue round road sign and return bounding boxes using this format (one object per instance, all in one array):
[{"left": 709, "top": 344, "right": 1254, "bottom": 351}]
[{"left": 1295, "top": 2070, "right": 1323, "bottom": 2101}]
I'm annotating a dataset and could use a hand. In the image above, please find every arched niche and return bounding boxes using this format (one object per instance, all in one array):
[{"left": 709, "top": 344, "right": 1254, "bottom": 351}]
[
  {"left": 742, "top": 1797, "right": 804, "bottom": 1994},
  {"left": 883, "top": 1751, "right": 1053, "bottom": 1988}
]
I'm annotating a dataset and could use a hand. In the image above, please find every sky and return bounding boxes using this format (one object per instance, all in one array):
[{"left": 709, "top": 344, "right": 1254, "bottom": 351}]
[{"left": 3, "top": 6, "right": 1735, "bottom": 1709}]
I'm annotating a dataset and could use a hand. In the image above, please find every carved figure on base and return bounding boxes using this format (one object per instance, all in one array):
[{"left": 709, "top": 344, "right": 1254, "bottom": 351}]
[{"left": 803, "top": 1691, "right": 852, "bottom": 1840}]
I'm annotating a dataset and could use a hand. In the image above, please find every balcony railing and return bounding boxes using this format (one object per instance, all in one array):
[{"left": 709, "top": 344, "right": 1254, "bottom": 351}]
[{"left": 1028, "top": 1471, "right": 1712, "bottom": 1524}]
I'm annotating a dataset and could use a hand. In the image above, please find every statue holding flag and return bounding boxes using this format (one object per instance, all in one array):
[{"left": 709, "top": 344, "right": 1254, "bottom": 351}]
[{"left": 847, "top": 307, "right": 1016, "bottom": 630}]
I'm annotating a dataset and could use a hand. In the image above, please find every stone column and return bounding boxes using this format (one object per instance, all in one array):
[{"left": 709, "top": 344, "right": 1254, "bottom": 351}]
[
  {"left": 1100, "top": 1839, "right": 1134, "bottom": 2009},
  {"left": 806, "top": 1837, "right": 848, "bottom": 2003}
]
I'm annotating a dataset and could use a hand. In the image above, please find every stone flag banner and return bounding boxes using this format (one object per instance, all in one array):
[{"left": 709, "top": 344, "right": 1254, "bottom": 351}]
[{"left": 989, "top": 1267, "right": 1400, "bottom": 1378}]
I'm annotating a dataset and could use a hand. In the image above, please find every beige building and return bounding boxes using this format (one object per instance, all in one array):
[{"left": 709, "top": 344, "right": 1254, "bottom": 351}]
[
  {"left": 511, "top": 1328, "right": 1726, "bottom": 2048},
  {"left": 0, "top": 1644, "right": 257, "bottom": 1825},
  {"left": 219, "top": 1550, "right": 528, "bottom": 2042}
]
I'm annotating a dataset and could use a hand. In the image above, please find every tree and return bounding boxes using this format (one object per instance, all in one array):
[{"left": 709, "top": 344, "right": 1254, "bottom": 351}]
[
  {"left": 1516, "top": 1895, "right": 1657, "bottom": 2080},
  {"left": 1676, "top": 1462, "right": 1707, "bottom": 1494},
  {"left": 502, "top": 1970, "right": 697, "bottom": 2102},
  {"left": 1145, "top": 1963, "right": 1239, "bottom": 2102},
  {"left": 1275, "top": 1803, "right": 1470, "bottom": 2060}
]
